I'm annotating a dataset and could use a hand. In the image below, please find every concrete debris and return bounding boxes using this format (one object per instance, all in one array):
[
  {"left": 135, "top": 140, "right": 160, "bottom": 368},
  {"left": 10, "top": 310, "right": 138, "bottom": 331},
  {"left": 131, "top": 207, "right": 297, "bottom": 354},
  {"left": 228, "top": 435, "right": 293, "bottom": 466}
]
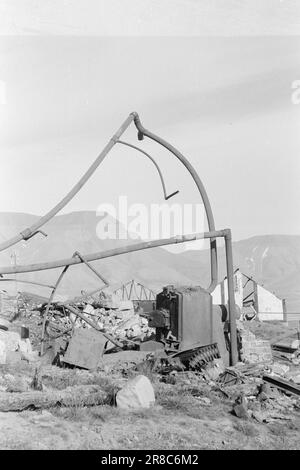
[
  {"left": 238, "top": 324, "right": 272, "bottom": 363},
  {"left": 69, "top": 298, "right": 155, "bottom": 343},
  {"left": 116, "top": 374, "right": 155, "bottom": 410},
  {"left": 271, "top": 362, "right": 290, "bottom": 377}
]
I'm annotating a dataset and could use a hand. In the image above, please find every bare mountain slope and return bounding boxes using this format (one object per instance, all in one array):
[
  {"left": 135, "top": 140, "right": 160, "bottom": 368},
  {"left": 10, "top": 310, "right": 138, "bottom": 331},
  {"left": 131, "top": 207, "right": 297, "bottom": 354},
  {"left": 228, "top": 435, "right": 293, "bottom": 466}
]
[{"left": 0, "top": 212, "right": 299, "bottom": 310}]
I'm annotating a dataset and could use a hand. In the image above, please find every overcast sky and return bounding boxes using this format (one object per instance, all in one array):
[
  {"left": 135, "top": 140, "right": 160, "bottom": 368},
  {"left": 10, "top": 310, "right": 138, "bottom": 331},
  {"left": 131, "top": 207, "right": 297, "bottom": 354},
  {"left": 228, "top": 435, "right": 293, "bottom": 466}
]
[{"left": 0, "top": 1, "right": 300, "bottom": 243}]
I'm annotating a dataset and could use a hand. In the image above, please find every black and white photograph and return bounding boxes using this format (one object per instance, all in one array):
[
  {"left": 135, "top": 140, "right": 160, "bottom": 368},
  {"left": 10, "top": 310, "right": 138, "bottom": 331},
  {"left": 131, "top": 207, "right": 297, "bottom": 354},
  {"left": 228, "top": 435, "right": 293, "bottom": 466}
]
[{"left": 0, "top": 0, "right": 300, "bottom": 453}]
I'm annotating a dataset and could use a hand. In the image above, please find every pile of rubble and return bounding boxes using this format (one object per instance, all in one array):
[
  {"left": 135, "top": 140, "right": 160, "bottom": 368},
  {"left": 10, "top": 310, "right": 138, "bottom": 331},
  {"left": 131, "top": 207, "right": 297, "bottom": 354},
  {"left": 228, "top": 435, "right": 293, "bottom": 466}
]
[
  {"left": 79, "top": 298, "right": 155, "bottom": 342},
  {"left": 238, "top": 321, "right": 273, "bottom": 364},
  {"left": 0, "top": 290, "right": 156, "bottom": 370},
  {"left": 0, "top": 289, "right": 299, "bottom": 426}
]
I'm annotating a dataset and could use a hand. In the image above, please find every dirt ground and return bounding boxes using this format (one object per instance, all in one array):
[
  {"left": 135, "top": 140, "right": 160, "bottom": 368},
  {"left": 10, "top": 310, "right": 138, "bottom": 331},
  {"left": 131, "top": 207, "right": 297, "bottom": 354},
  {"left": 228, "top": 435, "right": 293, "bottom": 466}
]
[{"left": 0, "top": 320, "right": 299, "bottom": 450}]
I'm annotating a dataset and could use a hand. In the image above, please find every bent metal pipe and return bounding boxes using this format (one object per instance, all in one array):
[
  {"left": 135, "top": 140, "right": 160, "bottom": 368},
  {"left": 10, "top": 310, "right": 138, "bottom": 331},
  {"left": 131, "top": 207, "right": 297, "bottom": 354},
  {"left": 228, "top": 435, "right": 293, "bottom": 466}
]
[
  {"left": 0, "top": 230, "right": 225, "bottom": 275},
  {"left": 0, "top": 113, "right": 217, "bottom": 292}
]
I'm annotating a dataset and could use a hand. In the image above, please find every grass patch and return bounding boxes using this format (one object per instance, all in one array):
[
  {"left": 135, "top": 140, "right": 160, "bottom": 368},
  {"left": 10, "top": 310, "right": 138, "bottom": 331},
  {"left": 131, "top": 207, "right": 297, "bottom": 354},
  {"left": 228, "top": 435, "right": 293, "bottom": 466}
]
[
  {"left": 155, "top": 384, "right": 207, "bottom": 420},
  {"left": 233, "top": 420, "right": 257, "bottom": 437}
]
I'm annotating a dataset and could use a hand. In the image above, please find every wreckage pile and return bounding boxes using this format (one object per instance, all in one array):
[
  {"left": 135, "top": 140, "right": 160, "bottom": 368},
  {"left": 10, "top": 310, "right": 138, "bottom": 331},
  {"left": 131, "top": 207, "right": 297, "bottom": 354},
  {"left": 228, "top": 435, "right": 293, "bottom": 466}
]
[
  {"left": 0, "top": 291, "right": 299, "bottom": 430},
  {"left": 79, "top": 298, "right": 155, "bottom": 342}
]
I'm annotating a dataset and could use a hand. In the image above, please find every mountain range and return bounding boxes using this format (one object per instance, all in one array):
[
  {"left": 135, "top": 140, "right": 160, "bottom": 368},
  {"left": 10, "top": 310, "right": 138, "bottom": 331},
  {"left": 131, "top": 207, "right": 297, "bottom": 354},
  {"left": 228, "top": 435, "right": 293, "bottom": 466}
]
[{"left": 0, "top": 211, "right": 299, "bottom": 312}]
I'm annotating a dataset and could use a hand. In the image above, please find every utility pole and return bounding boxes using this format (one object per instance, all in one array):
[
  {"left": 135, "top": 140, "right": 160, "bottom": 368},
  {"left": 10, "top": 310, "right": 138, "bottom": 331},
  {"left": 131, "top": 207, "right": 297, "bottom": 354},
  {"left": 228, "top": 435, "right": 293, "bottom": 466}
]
[{"left": 10, "top": 251, "right": 18, "bottom": 316}]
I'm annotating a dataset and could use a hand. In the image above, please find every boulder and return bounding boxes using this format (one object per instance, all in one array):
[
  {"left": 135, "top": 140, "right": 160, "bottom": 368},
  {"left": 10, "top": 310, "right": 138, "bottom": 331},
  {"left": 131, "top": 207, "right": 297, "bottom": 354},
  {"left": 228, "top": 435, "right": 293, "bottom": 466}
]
[
  {"left": 232, "top": 396, "right": 249, "bottom": 419},
  {"left": 116, "top": 374, "right": 155, "bottom": 410}
]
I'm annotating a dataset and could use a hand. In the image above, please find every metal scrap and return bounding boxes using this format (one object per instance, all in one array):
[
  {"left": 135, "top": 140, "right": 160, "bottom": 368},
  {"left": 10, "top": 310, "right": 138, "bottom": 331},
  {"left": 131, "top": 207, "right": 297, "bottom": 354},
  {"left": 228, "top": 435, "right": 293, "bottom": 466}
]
[{"left": 263, "top": 374, "right": 300, "bottom": 396}]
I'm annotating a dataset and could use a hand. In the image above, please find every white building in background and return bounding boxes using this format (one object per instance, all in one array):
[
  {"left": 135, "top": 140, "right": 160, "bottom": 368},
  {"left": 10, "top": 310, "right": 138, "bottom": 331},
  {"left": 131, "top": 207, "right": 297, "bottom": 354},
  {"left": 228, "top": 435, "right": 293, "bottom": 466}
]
[
  {"left": 212, "top": 268, "right": 244, "bottom": 309},
  {"left": 212, "top": 268, "right": 285, "bottom": 321}
]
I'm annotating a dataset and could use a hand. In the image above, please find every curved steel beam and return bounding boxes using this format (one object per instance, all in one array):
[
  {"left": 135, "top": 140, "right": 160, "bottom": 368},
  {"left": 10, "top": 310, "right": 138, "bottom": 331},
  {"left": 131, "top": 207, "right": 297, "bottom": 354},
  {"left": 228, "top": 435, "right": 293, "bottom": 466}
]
[
  {"left": 0, "top": 114, "right": 135, "bottom": 253},
  {"left": 116, "top": 140, "right": 179, "bottom": 200},
  {"left": 40, "top": 264, "right": 70, "bottom": 355},
  {"left": 131, "top": 112, "right": 218, "bottom": 293}
]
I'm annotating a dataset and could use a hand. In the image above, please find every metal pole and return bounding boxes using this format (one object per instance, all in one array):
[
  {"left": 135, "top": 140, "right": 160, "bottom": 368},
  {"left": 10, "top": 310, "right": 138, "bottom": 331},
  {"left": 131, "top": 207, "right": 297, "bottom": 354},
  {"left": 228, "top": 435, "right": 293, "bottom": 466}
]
[
  {"left": 0, "top": 114, "right": 135, "bottom": 253},
  {"left": 0, "top": 230, "right": 226, "bottom": 276},
  {"left": 224, "top": 229, "right": 238, "bottom": 366},
  {"left": 132, "top": 113, "right": 218, "bottom": 293},
  {"left": 73, "top": 251, "right": 109, "bottom": 287},
  {"left": 282, "top": 298, "right": 287, "bottom": 322},
  {"left": 116, "top": 140, "right": 179, "bottom": 200},
  {"left": 40, "top": 264, "right": 70, "bottom": 355}
]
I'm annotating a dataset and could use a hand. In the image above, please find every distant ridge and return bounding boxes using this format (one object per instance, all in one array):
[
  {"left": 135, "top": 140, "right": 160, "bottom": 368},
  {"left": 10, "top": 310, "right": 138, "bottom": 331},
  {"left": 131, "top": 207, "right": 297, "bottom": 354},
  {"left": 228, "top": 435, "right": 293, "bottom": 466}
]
[{"left": 0, "top": 211, "right": 299, "bottom": 311}]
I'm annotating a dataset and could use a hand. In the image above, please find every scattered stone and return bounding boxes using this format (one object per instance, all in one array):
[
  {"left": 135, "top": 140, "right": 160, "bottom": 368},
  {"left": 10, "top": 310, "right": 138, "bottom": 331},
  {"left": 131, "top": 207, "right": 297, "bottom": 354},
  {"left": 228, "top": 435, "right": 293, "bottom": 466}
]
[
  {"left": 238, "top": 325, "right": 272, "bottom": 363},
  {"left": 271, "top": 362, "right": 290, "bottom": 377},
  {"left": 258, "top": 391, "right": 269, "bottom": 402},
  {"left": 252, "top": 410, "right": 268, "bottom": 423},
  {"left": 258, "top": 382, "right": 280, "bottom": 400},
  {"left": 205, "top": 358, "right": 225, "bottom": 380},
  {"left": 116, "top": 374, "right": 155, "bottom": 410},
  {"left": 232, "top": 396, "right": 249, "bottom": 419}
]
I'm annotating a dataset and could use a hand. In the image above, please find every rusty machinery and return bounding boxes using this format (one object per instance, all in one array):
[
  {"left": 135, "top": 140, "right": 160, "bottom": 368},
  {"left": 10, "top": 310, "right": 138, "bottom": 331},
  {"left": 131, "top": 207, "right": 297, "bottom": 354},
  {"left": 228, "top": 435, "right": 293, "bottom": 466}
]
[
  {"left": 145, "top": 285, "right": 239, "bottom": 367},
  {"left": 0, "top": 112, "right": 238, "bottom": 365}
]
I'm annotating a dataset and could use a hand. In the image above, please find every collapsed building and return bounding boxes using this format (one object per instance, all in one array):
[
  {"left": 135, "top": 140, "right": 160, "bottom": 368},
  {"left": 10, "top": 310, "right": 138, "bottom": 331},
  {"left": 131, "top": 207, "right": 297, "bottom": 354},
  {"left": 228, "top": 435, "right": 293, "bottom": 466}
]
[{"left": 212, "top": 268, "right": 286, "bottom": 322}]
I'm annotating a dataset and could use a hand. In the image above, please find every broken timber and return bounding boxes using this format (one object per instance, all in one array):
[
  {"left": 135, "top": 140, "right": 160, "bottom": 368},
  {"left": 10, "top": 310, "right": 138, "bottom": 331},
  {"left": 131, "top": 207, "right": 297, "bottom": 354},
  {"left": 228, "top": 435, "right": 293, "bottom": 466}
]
[
  {"left": 0, "top": 385, "right": 109, "bottom": 412},
  {"left": 263, "top": 374, "right": 300, "bottom": 396}
]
